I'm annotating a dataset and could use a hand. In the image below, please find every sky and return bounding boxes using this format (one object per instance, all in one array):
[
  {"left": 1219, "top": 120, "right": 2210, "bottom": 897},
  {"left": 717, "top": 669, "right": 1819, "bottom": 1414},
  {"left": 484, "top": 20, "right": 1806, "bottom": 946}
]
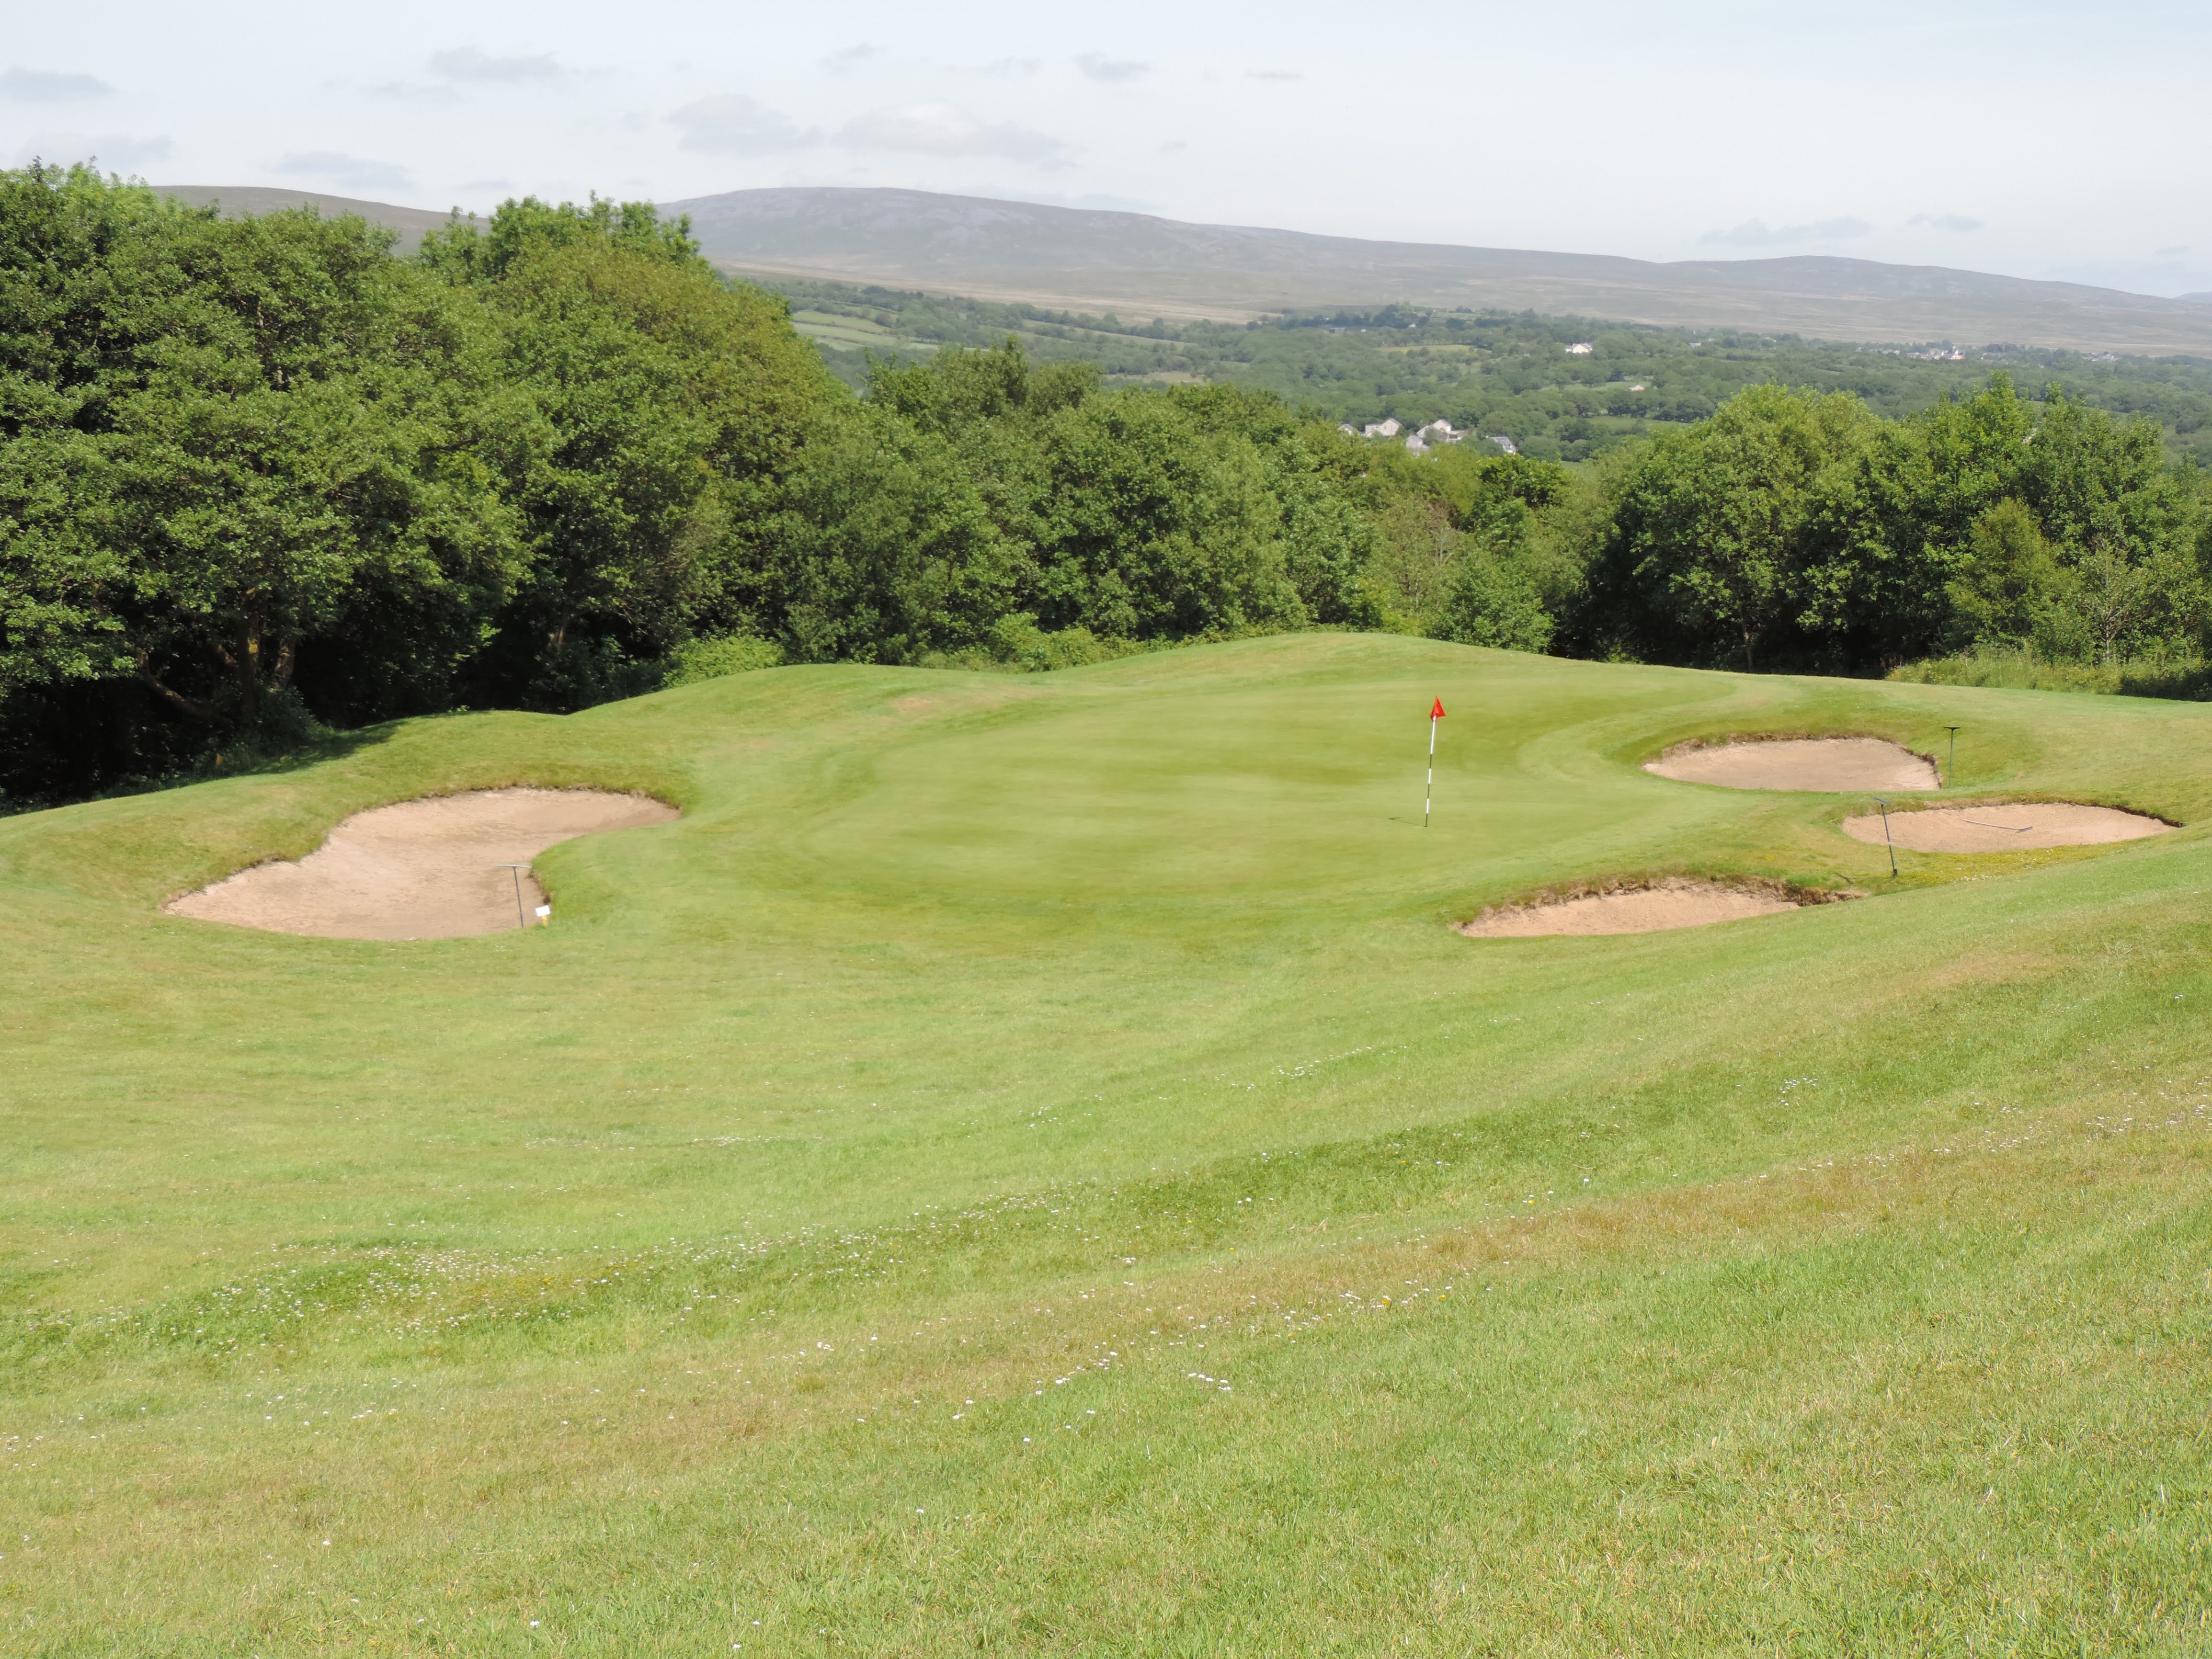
[{"left": 5, "top": 0, "right": 2209, "bottom": 296}]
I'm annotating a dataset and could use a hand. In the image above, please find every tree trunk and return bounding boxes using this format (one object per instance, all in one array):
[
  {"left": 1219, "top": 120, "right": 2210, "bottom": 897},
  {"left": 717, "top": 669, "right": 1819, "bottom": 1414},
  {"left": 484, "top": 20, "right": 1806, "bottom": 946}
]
[{"left": 133, "top": 658, "right": 219, "bottom": 723}]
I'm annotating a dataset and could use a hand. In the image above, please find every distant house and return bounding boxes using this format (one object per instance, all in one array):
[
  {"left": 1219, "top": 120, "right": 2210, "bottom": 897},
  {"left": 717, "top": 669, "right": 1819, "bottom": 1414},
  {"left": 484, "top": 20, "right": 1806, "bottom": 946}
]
[
  {"left": 1486, "top": 434, "right": 1519, "bottom": 455},
  {"left": 1338, "top": 423, "right": 1358, "bottom": 435},
  {"left": 1416, "top": 419, "right": 1460, "bottom": 443},
  {"left": 1565, "top": 342, "right": 1595, "bottom": 355},
  {"left": 1361, "top": 417, "right": 1403, "bottom": 438},
  {"left": 1404, "top": 436, "right": 1429, "bottom": 454}
]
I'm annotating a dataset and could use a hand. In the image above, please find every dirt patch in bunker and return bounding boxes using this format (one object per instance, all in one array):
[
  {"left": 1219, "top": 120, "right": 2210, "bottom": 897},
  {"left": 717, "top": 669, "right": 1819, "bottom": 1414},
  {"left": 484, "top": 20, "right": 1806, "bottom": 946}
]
[
  {"left": 164, "top": 788, "right": 680, "bottom": 940},
  {"left": 1459, "top": 876, "right": 1856, "bottom": 939},
  {"left": 1843, "top": 801, "right": 2172, "bottom": 853},
  {"left": 1646, "top": 737, "right": 1938, "bottom": 793}
]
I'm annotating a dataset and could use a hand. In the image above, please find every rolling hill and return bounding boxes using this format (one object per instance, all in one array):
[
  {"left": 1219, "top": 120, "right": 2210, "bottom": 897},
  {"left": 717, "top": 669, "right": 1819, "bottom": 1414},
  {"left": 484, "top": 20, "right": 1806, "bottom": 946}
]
[
  {"left": 155, "top": 184, "right": 475, "bottom": 254},
  {"left": 666, "top": 187, "right": 2212, "bottom": 353},
  {"left": 159, "top": 182, "right": 2212, "bottom": 355},
  {"left": 6, "top": 635, "right": 2212, "bottom": 1649}
]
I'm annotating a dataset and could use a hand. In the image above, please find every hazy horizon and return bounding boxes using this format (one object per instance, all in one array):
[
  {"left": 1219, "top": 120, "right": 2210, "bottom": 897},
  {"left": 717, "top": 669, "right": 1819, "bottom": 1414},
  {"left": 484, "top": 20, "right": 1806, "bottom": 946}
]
[{"left": 7, "top": 0, "right": 2209, "bottom": 298}]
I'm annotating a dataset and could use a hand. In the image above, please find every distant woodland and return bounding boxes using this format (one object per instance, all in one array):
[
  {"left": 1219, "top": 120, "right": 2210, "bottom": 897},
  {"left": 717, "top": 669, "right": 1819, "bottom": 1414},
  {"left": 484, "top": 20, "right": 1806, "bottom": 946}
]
[
  {"left": 774, "top": 276, "right": 2212, "bottom": 468},
  {"left": 4, "top": 167, "right": 2210, "bottom": 804}
]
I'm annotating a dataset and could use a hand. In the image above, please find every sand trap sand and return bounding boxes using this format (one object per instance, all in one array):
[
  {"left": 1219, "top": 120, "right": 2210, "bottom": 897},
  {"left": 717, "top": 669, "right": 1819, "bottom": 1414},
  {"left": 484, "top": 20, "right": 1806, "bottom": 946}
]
[
  {"left": 1646, "top": 738, "right": 1938, "bottom": 792},
  {"left": 1843, "top": 801, "right": 2170, "bottom": 853},
  {"left": 1459, "top": 877, "right": 1802, "bottom": 938},
  {"left": 165, "top": 788, "right": 679, "bottom": 939}
]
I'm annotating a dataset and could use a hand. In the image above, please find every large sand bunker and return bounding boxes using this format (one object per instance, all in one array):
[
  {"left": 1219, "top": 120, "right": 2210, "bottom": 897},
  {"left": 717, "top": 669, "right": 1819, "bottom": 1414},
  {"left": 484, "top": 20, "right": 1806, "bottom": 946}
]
[
  {"left": 165, "top": 788, "right": 679, "bottom": 939},
  {"left": 1646, "top": 738, "right": 1938, "bottom": 792},
  {"left": 1459, "top": 878, "right": 1803, "bottom": 939},
  {"left": 1843, "top": 801, "right": 2170, "bottom": 853}
]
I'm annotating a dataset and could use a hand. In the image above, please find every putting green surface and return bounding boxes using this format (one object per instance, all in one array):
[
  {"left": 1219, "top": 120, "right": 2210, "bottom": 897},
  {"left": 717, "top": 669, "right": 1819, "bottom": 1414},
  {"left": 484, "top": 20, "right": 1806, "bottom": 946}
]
[{"left": 5, "top": 634, "right": 2212, "bottom": 1655}]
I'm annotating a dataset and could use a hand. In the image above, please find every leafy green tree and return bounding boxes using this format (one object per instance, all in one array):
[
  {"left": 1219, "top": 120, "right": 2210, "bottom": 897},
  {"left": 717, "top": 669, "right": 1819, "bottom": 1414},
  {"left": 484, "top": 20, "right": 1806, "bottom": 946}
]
[
  {"left": 1608, "top": 386, "right": 1872, "bottom": 668},
  {"left": 752, "top": 403, "right": 1015, "bottom": 662},
  {"left": 1029, "top": 390, "right": 1307, "bottom": 638},
  {"left": 1946, "top": 499, "right": 2069, "bottom": 650},
  {"left": 0, "top": 167, "right": 522, "bottom": 740},
  {"left": 425, "top": 198, "right": 836, "bottom": 706}
]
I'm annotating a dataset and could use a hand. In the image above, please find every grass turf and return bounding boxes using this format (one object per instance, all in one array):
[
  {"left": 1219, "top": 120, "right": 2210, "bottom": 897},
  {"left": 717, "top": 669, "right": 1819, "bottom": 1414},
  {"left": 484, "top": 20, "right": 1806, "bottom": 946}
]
[{"left": 3, "top": 632, "right": 2210, "bottom": 1655}]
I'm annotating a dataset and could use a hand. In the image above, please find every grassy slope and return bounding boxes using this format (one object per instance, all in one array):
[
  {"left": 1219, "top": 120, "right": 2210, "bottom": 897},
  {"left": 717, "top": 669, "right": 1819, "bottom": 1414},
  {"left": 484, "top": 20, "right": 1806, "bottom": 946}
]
[{"left": 4, "top": 634, "right": 2211, "bottom": 1655}]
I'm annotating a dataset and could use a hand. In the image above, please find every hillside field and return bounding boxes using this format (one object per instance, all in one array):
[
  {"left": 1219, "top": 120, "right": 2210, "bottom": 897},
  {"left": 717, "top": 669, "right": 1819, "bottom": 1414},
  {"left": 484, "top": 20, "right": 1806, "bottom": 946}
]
[{"left": 4, "top": 633, "right": 2212, "bottom": 1655}]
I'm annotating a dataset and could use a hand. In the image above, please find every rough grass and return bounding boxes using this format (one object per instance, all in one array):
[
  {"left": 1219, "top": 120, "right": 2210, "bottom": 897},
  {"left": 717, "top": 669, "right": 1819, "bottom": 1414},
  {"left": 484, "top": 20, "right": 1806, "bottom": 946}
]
[
  {"left": 1890, "top": 648, "right": 2212, "bottom": 702},
  {"left": 4, "top": 634, "right": 2211, "bottom": 1655}
]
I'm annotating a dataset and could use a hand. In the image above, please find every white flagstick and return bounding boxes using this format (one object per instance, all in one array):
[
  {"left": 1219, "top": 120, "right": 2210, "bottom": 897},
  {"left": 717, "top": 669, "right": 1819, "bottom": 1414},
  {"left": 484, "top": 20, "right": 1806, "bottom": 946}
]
[
  {"left": 1425, "top": 717, "right": 1436, "bottom": 828},
  {"left": 1424, "top": 697, "right": 1445, "bottom": 828}
]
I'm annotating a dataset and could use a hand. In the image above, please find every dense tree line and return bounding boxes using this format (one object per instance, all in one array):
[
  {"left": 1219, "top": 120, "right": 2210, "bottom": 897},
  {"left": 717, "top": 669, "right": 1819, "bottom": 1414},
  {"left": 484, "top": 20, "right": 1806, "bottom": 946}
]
[
  {"left": 4, "top": 167, "right": 2208, "bottom": 806},
  {"left": 0, "top": 168, "right": 1377, "bottom": 800}
]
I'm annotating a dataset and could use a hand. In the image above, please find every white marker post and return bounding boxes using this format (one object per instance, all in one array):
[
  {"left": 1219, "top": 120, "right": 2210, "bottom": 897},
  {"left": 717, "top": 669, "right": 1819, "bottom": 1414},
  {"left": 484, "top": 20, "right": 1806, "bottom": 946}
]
[{"left": 1424, "top": 698, "right": 1446, "bottom": 828}]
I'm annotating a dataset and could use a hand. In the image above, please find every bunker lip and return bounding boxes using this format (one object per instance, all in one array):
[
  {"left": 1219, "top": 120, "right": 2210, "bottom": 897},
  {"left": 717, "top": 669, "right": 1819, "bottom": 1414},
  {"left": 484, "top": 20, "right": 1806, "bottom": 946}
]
[
  {"left": 162, "top": 787, "right": 680, "bottom": 940},
  {"left": 1645, "top": 736, "right": 1939, "bottom": 793},
  {"left": 1842, "top": 800, "right": 2173, "bottom": 853},
  {"left": 1459, "top": 875, "right": 1862, "bottom": 939}
]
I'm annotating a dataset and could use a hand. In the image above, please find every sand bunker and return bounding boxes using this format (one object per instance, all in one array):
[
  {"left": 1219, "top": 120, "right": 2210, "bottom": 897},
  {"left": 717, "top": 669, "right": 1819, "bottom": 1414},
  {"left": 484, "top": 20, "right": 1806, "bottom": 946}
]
[
  {"left": 1843, "top": 801, "right": 2170, "bottom": 853},
  {"left": 165, "top": 788, "right": 678, "bottom": 939},
  {"left": 1646, "top": 738, "right": 1938, "bottom": 793},
  {"left": 1459, "top": 878, "right": 1802, "bottom": 939}
]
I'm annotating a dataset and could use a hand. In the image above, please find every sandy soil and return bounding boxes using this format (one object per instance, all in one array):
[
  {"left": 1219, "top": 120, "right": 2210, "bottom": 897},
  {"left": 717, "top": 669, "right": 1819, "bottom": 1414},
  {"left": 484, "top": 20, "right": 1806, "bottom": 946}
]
[
  {"left": 1842, "top": 801, "right": 2170, "bottom": 853},
  {"left": 1646, "top": 738, "right": 1938, "bottom": 792},
  {"left": 1459, "top": 878, "right": 1800, "bottom": 938},
  {"left": 165, "top": 789, "right": 679, "bottom": 939}
]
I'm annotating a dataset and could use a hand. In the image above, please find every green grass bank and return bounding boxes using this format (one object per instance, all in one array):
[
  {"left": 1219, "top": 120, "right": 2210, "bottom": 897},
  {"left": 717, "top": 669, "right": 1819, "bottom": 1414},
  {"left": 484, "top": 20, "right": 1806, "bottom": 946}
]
[{"left": 4, "top": 634, "right": 2211, "bottom": 1655}]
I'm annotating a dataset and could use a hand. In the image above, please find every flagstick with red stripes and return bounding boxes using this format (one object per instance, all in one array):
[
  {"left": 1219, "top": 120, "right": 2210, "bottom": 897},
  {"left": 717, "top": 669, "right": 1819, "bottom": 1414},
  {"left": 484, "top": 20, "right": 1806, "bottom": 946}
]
[{"left": 1424, "top": 697, "right": 1446, "bottom": 828}]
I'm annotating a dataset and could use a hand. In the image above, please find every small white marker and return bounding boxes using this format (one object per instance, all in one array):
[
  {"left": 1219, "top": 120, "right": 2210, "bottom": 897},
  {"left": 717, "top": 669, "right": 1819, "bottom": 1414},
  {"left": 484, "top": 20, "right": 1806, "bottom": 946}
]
[{"left": 535, "top": 905, "right": 552, "bottom": 919}]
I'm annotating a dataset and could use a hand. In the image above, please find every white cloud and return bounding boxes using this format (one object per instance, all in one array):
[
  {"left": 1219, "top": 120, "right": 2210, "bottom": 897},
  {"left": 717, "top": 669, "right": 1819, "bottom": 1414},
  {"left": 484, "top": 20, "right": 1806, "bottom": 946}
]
[
  {"left": 355, "top": 80, "right": 462, "bottom": 105},
  {"left": 1909, "top": 213, "right": 1984, "bottom": 233},
  {"left": 1075, "top": 53, "right": 1147, "bottom": 83},
  {"left": 1701, "top": 216, "right": 1872, "bottom": 249},
  {"left": 837, "top": 102, "right": 1063, "bottom": 164},
  {"left": 669, "top": 94, "right": 820, "bottom": 155},
  {"left": 822, "top": 45, "right": 881, "bottom": 71},
  {"left": 1248, "top": 70, "right": 1304, "bottom": 82},
  {"left": 17, "top": 132, "right": 169, "bottom": 170},
  {"left": 0, "top": 68, "right": 110, "bottom": 101},
  {"left": 275, "top": 151, "right": 413, "bottom": 191},
  {"left": 428, "top": 47, "right": 560, "bottom": 83},
  {"left": 980, "top": 58, "right": 1042, "bottom": 77}
]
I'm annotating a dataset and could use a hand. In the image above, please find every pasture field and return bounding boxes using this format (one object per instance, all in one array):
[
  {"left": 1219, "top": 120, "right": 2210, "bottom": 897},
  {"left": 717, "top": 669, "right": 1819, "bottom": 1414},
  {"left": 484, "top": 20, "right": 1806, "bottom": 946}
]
[{"left": 4, "top": 633, "right": 2212, "bottom": 1656}]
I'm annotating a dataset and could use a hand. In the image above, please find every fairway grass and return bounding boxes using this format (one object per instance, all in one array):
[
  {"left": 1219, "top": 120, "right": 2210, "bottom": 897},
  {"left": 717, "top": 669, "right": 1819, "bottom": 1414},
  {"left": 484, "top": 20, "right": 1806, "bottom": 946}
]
[{"left": 4, "top": 634, "right": 2210, "bottom": 1655}]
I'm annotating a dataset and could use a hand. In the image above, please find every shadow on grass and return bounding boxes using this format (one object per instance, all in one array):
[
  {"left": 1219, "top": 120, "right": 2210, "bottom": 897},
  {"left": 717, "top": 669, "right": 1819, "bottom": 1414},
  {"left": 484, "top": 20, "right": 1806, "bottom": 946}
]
[{"left": 0, "top": 718, "right": 399, "bottom": 820}]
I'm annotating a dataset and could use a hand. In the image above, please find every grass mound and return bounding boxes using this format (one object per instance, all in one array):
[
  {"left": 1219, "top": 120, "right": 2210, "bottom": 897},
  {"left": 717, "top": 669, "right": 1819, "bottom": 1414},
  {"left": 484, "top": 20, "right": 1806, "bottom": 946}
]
[{"left": 4, "top": 635, "right": 2211, "bottom": 1654}]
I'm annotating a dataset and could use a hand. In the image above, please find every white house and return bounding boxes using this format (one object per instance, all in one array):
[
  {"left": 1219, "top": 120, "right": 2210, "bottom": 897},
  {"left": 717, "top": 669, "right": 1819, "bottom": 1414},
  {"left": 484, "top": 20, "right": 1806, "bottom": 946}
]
[
  {"left": 1361, "top": 417, "right": 1403, "bottom": 438},
  {"left": 1565, "top": 342, "right": 1595, "bottom": 355}
]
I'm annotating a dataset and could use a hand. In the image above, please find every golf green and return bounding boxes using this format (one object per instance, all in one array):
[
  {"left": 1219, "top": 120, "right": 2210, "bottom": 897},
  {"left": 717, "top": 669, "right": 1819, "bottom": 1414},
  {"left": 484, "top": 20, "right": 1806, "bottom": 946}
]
[{"left": 5, "top": 633, "right": 2209, "bottom": 1655}]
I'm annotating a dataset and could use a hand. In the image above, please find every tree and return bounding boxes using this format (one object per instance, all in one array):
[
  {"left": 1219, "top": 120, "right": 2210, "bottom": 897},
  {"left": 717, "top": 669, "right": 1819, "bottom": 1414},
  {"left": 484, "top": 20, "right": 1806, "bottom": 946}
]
[
  {"left": 1946, "top": 499, "right": 2068, "bottom": 651},
  {"left": 425, "top": 198, "right": 837, "bottom": 706},
  {"left": 0, "top": 169, "right": 523, "bottom": 739},
  {"left": 752, "top": 403, "right": 1015, "bottom": 663},
  {"left": 1606, "top": 386, "right": 1872, "bottom": 669}
]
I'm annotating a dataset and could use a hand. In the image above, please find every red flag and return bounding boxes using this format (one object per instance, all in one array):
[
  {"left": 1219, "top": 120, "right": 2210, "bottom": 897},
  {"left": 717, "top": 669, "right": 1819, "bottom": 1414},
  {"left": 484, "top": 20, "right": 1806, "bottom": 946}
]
[{"left": 1430, "top": 697, "right": 1446, "bottom": 718}]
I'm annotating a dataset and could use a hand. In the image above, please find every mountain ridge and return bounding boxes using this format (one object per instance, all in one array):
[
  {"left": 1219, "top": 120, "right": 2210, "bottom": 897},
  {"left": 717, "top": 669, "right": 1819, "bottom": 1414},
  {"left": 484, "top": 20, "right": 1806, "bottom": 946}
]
[{"left": 155, "top": 182, "right": 2212, "bottom": 355}]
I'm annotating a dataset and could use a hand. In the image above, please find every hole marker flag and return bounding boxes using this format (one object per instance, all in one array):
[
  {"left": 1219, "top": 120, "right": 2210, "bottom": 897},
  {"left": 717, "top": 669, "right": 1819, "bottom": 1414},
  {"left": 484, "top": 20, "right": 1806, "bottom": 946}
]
[{"left": 1425, "top": 699, "right": 1446, "bottom": 828}]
